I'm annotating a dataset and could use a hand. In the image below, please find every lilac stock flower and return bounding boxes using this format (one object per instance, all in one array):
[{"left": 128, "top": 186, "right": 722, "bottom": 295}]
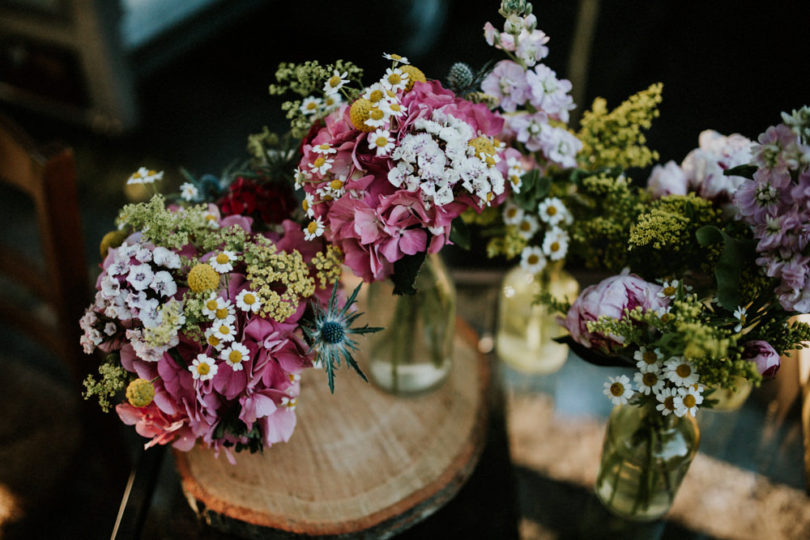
[
  {"left": 539, "top": 124, "right": 582, "bottom": 169},
  {"left": 742, "top": 340, "right": 780, "bottom": 378},
  {"left": 481, "top": 60, "right": 529, "bottom": 112},
  {"left": 525, "top": 64, "right": 575, "bottom": 123},
  {"left": 509, "top": 112, "right": 548, "bottom": 152},
  {"left": 754, "top": 124, "right": 802, "bottom": 172},
  {"left": 647, "top": 161, "right": 688, "bottom": 198},
  {"left": 565, "top": 273, "right": 669, "bottom": 350},
  {"left": 515, "top": 29, "right": 550, "bottom": 66}
]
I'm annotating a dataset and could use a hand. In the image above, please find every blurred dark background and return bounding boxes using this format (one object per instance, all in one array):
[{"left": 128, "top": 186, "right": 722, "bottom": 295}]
[{"left": 1, "top": 0, "right": 809, "bottom": 537}]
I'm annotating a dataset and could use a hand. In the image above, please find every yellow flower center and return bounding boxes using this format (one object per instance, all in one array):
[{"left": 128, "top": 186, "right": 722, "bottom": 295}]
[
  {"left": 389, "top": 102, "right": 402, "bottom": 112},
  {"left": 216, "top": 253, "right": 230, "bottom": 264},
  {"left": 375, "top": 136, "right": 389, "bottom": 148},
  {"left": 486, "top": 192, "right": 494, "bottom": 201},
  {"left": 468, "top": 136, "right": 496, "bottom": 159},
  {"left": 329, "top": 179, "right": 344, "bottom": 190},
  {"left": 318, "top": 144, "right": 331, "bottom": 151},
  {"left": 328, "top": 75, "right": 341, "bottom": 88},
  {"left": 642, "top": 372, "right": 658, "bottom": 386},
  {"left": 187, "top": 263, "right": 219, "bottom": 293},
  {"left": 219, "top": 325, "right": 231, "bottom": 335},
  {"left": 387, "top": 73, "right": 402, "bottom": 85},
  {"left": 664, "top": 396, "right": 675, "bottom": 410},
  {"left": 369, "top": 108, "right": 384, "bottom": 121},
  {"left": 506, "top": 208, "right": 518, "bottom": 218},
  {"left": 307, "top": 221, "right": 319, "bottom": 234},
  {"left": 306, "top": 101, "right": 318, "bottom": 110},
  {"left": 661, "top": 313, "right": 673, "bottom": 323},
  {"left": 663, "top": 285, "right": 676, "bottom": 296},
  {"left": 302, "top": 199, "right": 309, "bottom": 212},
  {"left": 197, "top": 363, "right": 210, "bottom": 376},
  {"left": 205, "top": 214, "right": 217, "bottom": 222},
  {"left": 322, "top": 194, "right": 334, "bottom": 201},
  {"left": 519, "top": 221, "right": 531, "bottom": 231},
  {"left": 609, "top": 383, "right": 625, "bottom": 397},
  {"left": 206, "top": 299, "right": 218, "bottom": 311},
  {"left": 643, "top": 350, "right": 657, "bottom": 364},
  {"left": 215, "top": 308, "right": 229, "bottom": 320},
  {"left": 243, "top": 293, "right": 256, "bottom": 305},
  {"left": 390, "top": 53, "right": 402, "bottom": 60},
  {"left": 313, "top": 157, "right": 326, "bottom": 168},
  {"left": 683, "top": 394, "right": 697, "bottom": 408},
  {"left": 511, "top": 175, "right": 520, "bottom": 185},
  {"left": 546, "top": 206, "right": 557, "bottom": 216},
  {"left": 369, "top": 89, "right": 384, "bottom": 103},
  {"left": 676, "top": 364, "right": 692, "bottom": 378},
  {"left": 207, "top": 334, "right": 220, "bottom": 347},
  {"left": 527, "top": 254, "right": 539, "bottom": 265},
  {"left": 228, "top": 350, "right": 243, "bottom": 365},
  {"left": 126, "top": 378, "right": 155, "bottom": 408},
  {"left": 550, "top": 241, "right": 560, "bottom": 252}
]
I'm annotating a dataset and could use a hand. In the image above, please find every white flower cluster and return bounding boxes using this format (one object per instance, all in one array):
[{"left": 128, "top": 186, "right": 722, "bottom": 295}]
[
  {"left": 387, "top": 110, "right": 506, "bottom": 207},
  {"left": 603, "top": 347, "right": 705, "bottom": 417},
  {"left": 509, "top": 196, "right": 572, "bottom": 274}
]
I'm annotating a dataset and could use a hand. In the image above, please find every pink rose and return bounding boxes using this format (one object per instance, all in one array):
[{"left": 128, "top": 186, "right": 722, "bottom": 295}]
[
  {"left": 565, "top": 274, "right": 669, "bottom": 350},
  {"left": 742, "top": 340, "right": 781, "bottom": 377}
]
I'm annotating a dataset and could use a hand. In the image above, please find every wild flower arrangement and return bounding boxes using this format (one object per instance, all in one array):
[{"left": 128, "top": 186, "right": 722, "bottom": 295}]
[
  {"left": 466, "top": 0, "right": 664, "bottom": 278},
  {"left": 545, "top": 107, "right": 810, "bottom": 419},
  {"left": 81, "top": 164, "right": 379, "bottom": 458},
  {"left": 269, "top": 48, "right": 512, "bottom": 293}
]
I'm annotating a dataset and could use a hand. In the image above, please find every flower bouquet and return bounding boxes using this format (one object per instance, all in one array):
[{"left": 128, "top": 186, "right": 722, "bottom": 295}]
[
  {"left": 543, "top": 108, "right": 810, "bottom": 519},
  {"left": 81, "top": 163, "right": 379, "bottom": 460}
]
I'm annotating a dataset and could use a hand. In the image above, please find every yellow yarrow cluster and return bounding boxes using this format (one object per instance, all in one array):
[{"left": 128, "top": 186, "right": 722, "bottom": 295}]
[
  {"left": 311, "top": 245, "right": 344, "bottom": 288},
  {"left": 245, "top": 243, "right": 315, "bottom": 321},
  {"left": 187, "top": 263, "right": 219, "bottom": 292},
  {"left": 577, "top": 83, "right": 663, "bottom": 170},
  {"left": 126, "top": 378, "right": 155, "bottom": 408}
]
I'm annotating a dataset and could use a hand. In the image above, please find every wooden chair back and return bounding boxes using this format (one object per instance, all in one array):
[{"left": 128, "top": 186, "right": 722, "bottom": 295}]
[{"left": 0, "top": 114, "right": 90, "bottom": 385}]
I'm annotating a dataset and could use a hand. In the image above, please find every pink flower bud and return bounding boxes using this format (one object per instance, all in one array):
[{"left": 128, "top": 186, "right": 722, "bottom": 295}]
[{"left": 742, "top": 340, "right": 781, "bottom": 378}]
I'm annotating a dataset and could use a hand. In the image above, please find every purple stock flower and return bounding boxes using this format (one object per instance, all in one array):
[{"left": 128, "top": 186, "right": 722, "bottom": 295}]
[
  {"left": 481, "top": 60, "right": 529, "bottom": 113},
  {"left": 742, "top": 340, "right": 780, "bottom": 378},
  {"left": 525, "top": 64, "right": 574, "bottom": 123}
]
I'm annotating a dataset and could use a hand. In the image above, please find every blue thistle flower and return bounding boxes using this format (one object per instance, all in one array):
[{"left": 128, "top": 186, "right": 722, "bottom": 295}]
[{"left": 303, "top": 282, "right": 382, "bottom": 393}]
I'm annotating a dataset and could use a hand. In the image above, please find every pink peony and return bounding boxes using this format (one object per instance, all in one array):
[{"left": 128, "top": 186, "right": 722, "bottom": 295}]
[
  {"left": 116, "top": 402, "right": 197, "bottom": 450},
  {"left": 565, "top": 274, "right": 670, "bottom": 350},
  {"left": 647, "top": 160, "right": 688, "bottom": 198},
  {"left": 742, "top": 340, "right": 781, "bottom": 377}
]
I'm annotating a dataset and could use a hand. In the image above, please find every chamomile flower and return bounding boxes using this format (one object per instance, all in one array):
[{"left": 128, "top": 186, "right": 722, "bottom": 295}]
[
  {"left": 506, "top": 158, "right": 524, "bottom": 192},
  {"left": 302, "top": 192, "right": 316, "bottom": 218},
  {"left": 634, "top": 370, "right": 665, "bottom": 395},
  {"left": 323, "top": 70, "right": 348, "bottom": 95},
  {"left": 542, "top": 228, "right": 568, "bottom": 261},
  {"left": 381, "top": 67, "right": 409, "bottom": 92},
  {"left": 312, "top": 143, "right": 337, "bottom": 155},
  {"left": 663, "top": 357, "right": 699, "bottom": 387},
  {"left": 281, "top": 396, "right": 298, "bottom": 410},
  {"left": 383, "top": 52, "right": 410, "bottom": 64},
  {"left": 380, "top": 99, "right": 405, "bottom": 119},
  {"left": 302, "top": 282, "right": 382, "bottom": 392},
  {"left": 180, "top": 182, "right": 199, "bottom": 202},
  {"left": 537, "top": 197, "right": 568, "bottom": 226},
  {"left": 204, "top": 327, "right": 225, "bottom": 350},
  {"left": 520, "top": 246, "right": 547, "bottom": 275},
  {"left": 202, "top": 293, "right": 224, "bottom": 318},
  {"left": 202, "top": 210, "right": 220, "bottom": 228},
  {"left": 363, "top": 105, "right": 388, "bottom": 129},
  {"left": 236, "top": 290, "right": 262, "bottom": 314},
  {"left": 368, "top": 129, "right": 395, "bottom": 156},
  {"left": 323, "top": 92, "right": 343, "bottom": 110},
  {"left": 655, "top": 387, "right": 678, "bottom": 416},
  {"left": 300, "top": 96, "right": 322, "bottom": 116},
  {"left": 733, "top": 306, "right": 747, "bottom": 332},
  {"left": 658, "top": 279, "right": 679, "bottom": 299},
  {"left": 127, "top": 167, "right": 163, "bottom": 185},
  {"left": 209, "top": 250, "right": 237, "bottom": 273},
  {"left": 603, "top": 375, "right": 634, "bottom": 405},
  {"left": 308, "top": 155, "right": 334, "bottom": 175},
  {"left": 221, "top": 343, "right": 250, "bottom": 372},
  {"left": 515, "top": 215, "right": 539, "bottom": 239},
  {"left": 320, "top": 178, "right": 346, "bottom": 198},
  {"left": 673, "top": 384, "right": 704, "bottom": 417},
  {"left": 212, "top": 322, "right": 236, "bottom": 343},
  {"left": 190, "top": 354, "right": 218, "bottom": 381},
  {"left": 633, "top": 347, "right": 663, "bottom": 373},
  {"left": 304, "top": 216, "right": 325, "bottom": 241},
  {"left": 362, "top": 83, "right": 387, "bottom": 105},
  {"left": 502, "top": 201, "right": 524, "bottom": 225}
]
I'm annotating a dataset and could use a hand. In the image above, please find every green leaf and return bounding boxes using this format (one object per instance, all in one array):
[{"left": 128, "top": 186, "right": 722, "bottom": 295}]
[
  {"left": 449, "top": 217, "right": 471, "bottom": 251},
  {"left": 391, "top": 251, "right": 427, "bottom": 296},
  {"left": 514, "top": 170, "right": 552, "bottom": 211},
  {"left": 696, "top": 225, "right": 755, "bottom": 310},
  {"left": 724, "top": 164, "right": 757, "bottom": 179}
]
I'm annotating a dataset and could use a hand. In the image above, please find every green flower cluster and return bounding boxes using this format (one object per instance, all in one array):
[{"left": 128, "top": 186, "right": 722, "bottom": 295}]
[{"left": 82, "top": 357, "right": 128, "bottom": 413}]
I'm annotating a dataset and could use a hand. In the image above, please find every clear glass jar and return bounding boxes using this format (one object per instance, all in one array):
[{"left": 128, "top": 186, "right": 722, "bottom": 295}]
[
  {"left": 595, "top": 402, "right": 700, "bottom": 521},
  {"left": 496, "top": 263, "right": 578, "bottom": 374},
  {"left": 366, "top": 254, "right": 456, "bottom": 395}
]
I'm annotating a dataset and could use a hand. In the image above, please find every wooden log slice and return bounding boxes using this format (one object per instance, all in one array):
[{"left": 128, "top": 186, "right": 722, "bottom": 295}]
[{"left": 175, "top": 319, "right": 490, "bottom": 538}]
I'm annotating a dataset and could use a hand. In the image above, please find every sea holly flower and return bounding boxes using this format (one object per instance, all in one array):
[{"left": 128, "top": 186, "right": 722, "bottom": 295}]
[
  {"left": 603, "top": 375, "right": 633, "bottom": 405},
  {"left": 302, "top": 283, "right": 382, "bottom": 393}
]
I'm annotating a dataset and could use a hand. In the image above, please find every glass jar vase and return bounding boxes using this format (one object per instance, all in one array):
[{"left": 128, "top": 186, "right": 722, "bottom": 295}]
[
  {"left": 496, "top": 263, "right": 578, "bottom": 374},
  {"left": 594, "top": 402, "right": 700, "bottom": 521},
  {"left": 709, "top": 376, "right": 753, "bottom": 412},
  {"left": 366, "top": 254, "right": 456, "bottom": 395}
]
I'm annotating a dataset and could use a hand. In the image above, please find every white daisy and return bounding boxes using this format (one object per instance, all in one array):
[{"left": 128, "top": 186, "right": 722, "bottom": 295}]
[
  {"left": 541, "top": 228, "right": 569, "bottom": 261},
  {"left": 323, "top": 92, "right": 343, "bottom": 110},
  {"left": 537, "top": 197, "right": 568, "bottom": 226},
  {"left": 380, "top": 98, "right": 405, "bottom": 119},
  {"left": 655, "top": 387, "right": 678, "bottom": 416},
  {"left": 368, "top": 129, "right": 395, "bottom": 156},
  {"left": 281, "top": 396, "right": 298, "bottom": 410},
  {"left": 127, "top": 167, "right": 163, "bottom": 185},
  {"left": 221, "top": 342, "right": 250, "bottom": 371},
  {"left": 209, "top": 250, "right": 237, "bottom": 273},
  {"left": 201, "top": 293, "right": 224, "bottom": 318},
  {"left": 308, "top": 155, "right": 334, "bottom": 175},
  {"left": 150, "top": 270, "right": 177, "bottom": 297},
  {"left": 212, "top": 321, "right": 236, "bottom": 343},
  {"left": 362, "top": 83, "right": 388, "bottom": 105},
  {"left": 658, "top": 279, "right": 679, "bottom": 299},
  {"left": 204, "top": 327, "right": 225, "bottom": 350},
  {"left": 506, "top": 160, "right": 524, "bottom": 193},
  {"left": 363, "top": 105, "right": 388, "bottom": 129},
  {"left": 502, "top": 201, "right": 524, "bottom": 225},
  {"left": 287, "top": 372, "right": 301, "bottom": 384},
  {"left": 203, "top": 210, "right": 220, "bottom": 228},
  {"left": 733, "top": 306, "right": 747, "bottom": 333},
  {"left": 312, "top": 143, "right": 336, "bottom": 155},
  {"left": 300, "top": 96, "right": 322, "bottom": 116},
  {"left": 604, "top": 375, "right": 634, "bottom": 405},
  {"left": 323, "top": 70, "right": 348, "bottom": 95},
  {"left": 520, "top": 246, "right": 547, "bottom": 275},
  {"left": 633, "top": 347, "right": 663, "bottom": 373},
  {"left": 673, "top": 384, "right": 704, "bottom": 417},
  {"left": 634, "top": 370, "right": 665, "bottom": 396},
  {"left": 126, "top": 264, "right": 154, "bottom": 291},
  {"left": 180, "top": 182, "right": 198, "bottom": 201},
  {"left": 515, "top": 214, "right": 539, "bottom": 239},
  {"left": 235, "top": 290, "right": 262, "bottom": 313},
  {"left": 304, "top": 216, "right": 325, "bottom": 241},
  {"left": 663, "top": 357, "right": 699, "bottom": 387},
  {"left": 383, "top": 52, "right": 410, "bottom": 64},
  {"left": 381, "top": 67, "right": 409, "bottom": 92},
  {"left": 302, "top": 192, "right": 316, "bottom": 218},
  {"left": 189, "top": 354, "right": 218, "bottom": 381}
]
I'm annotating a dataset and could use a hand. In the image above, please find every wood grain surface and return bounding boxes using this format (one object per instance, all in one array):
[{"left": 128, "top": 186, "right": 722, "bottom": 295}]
[{"left": 175, "top": 319, "right": 489, "bottom": 538}]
